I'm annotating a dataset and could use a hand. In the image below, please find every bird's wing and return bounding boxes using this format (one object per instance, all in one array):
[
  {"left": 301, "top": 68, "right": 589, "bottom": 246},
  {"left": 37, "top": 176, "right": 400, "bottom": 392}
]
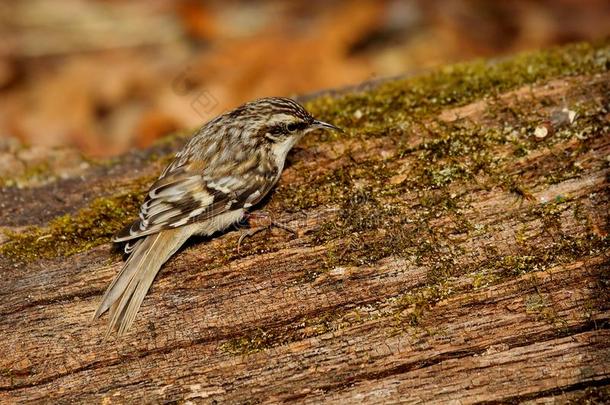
[{"left": 114, "top": 164, "right": 275, "bottom": 243}]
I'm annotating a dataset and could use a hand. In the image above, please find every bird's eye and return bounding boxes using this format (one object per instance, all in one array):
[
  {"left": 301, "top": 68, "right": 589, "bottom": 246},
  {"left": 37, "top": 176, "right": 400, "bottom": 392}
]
[{"left": 286, "top": 122, "right": 300, "bottom": 132}]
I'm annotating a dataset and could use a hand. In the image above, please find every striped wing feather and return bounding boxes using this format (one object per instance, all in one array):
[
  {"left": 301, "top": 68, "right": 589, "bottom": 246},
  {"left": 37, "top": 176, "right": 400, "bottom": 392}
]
[{"left": 114, "top": 166, "right": 273, "bottom": 243}]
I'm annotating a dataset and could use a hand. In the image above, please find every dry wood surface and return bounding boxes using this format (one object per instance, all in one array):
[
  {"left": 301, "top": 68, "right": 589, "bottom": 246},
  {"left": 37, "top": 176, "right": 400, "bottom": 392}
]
[{"left": 0, "top": 46, "right": 609, "bottom": 404}]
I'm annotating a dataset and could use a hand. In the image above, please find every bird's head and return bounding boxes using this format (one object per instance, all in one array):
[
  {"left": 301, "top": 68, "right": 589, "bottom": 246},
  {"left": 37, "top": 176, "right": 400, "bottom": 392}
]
[{"left": 231, "top": 97, "right": 341, "bottom": 151}]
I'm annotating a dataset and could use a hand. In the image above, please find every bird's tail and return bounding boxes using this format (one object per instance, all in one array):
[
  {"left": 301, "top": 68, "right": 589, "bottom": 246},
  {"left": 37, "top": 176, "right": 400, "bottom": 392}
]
[{"left": 93, "top": 227, "right": 193, "bottom": 336}]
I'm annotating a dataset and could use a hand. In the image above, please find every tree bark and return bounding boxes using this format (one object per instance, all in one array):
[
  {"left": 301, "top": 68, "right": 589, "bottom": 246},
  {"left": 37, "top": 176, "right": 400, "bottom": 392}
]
[{"left": 1, "top": 42, "right": 609, "bottom": 404}]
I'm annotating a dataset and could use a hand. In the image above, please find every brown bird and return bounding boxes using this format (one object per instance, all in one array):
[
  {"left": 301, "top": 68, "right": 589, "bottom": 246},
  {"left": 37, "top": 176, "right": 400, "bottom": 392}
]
[{"left": 93, "top": 97, "right": 341, "bottom": 335}]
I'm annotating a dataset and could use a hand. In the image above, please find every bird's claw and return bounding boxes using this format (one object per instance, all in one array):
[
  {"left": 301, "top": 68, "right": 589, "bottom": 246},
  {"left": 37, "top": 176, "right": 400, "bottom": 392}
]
[{"left": 236, "top": 211, "right": 297, "bottom": 254}]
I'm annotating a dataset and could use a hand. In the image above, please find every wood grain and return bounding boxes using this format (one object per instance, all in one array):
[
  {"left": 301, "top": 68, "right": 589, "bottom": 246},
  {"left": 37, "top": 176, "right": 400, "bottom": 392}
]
[{"left": 1, "top": 68, "right": 608, "bottom": 404}]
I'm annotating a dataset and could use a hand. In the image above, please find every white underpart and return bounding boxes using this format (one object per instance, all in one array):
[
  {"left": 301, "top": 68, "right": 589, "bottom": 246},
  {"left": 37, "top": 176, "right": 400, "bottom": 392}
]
[
  {"left": 270, "top": 134, "right": 302, "bottom": 174},
  {"left": 268, "top": 120, "right": 319, "bottom": 169}
]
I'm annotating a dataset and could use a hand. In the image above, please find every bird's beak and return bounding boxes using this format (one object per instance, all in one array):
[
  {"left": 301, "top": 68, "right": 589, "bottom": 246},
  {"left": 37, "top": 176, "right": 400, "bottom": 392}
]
[{"left": 312, "top": 120, "right": 344, "bottom": 133}]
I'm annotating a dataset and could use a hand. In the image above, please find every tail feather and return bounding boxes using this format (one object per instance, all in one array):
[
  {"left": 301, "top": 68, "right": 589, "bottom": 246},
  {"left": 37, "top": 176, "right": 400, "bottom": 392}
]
[
  {"left": 93, "top": 227, "right": 193, "bottom": 336},
  {"left": 92, "top": 239, "right": 144, "bottom": 319}
]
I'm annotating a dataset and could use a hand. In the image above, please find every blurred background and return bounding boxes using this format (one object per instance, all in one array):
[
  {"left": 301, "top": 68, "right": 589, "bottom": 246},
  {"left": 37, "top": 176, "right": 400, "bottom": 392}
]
[{"left": 1, "top": 0, "right": 609, "bottom": 157}]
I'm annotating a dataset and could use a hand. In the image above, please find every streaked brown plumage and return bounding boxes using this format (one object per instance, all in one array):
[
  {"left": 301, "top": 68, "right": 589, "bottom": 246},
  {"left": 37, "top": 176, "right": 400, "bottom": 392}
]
[{"left": 93, "top": 97, "right": 341, "bottom": 336}]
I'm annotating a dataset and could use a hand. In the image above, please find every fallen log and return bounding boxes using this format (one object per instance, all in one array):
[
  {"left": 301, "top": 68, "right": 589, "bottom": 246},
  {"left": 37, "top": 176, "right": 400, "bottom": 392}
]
[{"left": 1, "top": 41, "right": 608, "bottom": 403}]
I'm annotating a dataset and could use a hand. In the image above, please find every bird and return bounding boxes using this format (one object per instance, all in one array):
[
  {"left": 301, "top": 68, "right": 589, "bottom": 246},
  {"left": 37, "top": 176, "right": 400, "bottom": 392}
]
[{"left": 92, "top": 97, "right": 341, "bottom": 336}]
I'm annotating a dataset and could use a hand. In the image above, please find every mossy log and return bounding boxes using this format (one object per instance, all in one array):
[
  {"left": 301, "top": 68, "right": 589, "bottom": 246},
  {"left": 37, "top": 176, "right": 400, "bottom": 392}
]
[{"left": 1, "top": 42, "right": 609, "bottom": 403}]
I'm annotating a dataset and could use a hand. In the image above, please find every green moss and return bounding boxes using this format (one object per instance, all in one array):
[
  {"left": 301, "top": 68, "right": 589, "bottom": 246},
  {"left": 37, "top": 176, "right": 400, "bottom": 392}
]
[
  {"left": 489, "top": 233, "right": 608, "bottom": 280},
  {"left": 1, "top": 182, "right": 150, "bottom": 262},
  {"left": 266, "top": 42, "right": 607, "bottom": 271},
  {"left": 220, "top": 309, "right": 351, "bottom": 355},
  {"left": 394, "top": 282, "right": 452, "bottom": 327},
  {"left": 391, "top": 120, "right": 511, "bottom": 193},
  {"left": 531, "top": 195, "right": 571, "bottom": 230},
  {"left": 220, "top": 328, "right": 280, "bottom": 355},
  {"left": 222, "top": 228, "right": 607, "bottom": 355},
  {"left": 304, "top": 167, "right": 471, "bottom": 271},
  {"left": 297, "top": 41, "right": 608, "bottom": 210},
  {"left": 3, "top": 41, "right": 608, "bottom": 277},
  {"left": 306, "top": 182, "right": 415, "bottom": 269},
  {"left": 221, "top": 284, "right": 465, "bottom": 355},
  {"left": 524, "top": 292, "right": 562, "bottom": 325},
  {"left": 0, "top": 134, "right": 190, "bottom": 261},
  {"left": 472, "top": 270, "right": 499, "bottom": 290},
  {"left": 502, "top": 176, "right": 535, "bottom": 201},
  {"left": 0, "top": 161, "right": 52, "bottom": 188},
  {"left": 217, "top": 286, "right": 468, "bottom": 356},
  {"left": 274, "top": 166, "right": 351, "bottom": 211},
  {"left": 305, "top": 41, "right": 609, "bottom": 137},
  {"left": 279, "top": 42, "right": 609, "bottom": 319}
]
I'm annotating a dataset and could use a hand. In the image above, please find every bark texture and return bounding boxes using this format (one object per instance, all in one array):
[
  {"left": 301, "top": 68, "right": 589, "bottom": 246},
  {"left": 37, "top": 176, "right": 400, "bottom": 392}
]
[{"left": 1, "top": 43, "right": 609, "bottom": 404}]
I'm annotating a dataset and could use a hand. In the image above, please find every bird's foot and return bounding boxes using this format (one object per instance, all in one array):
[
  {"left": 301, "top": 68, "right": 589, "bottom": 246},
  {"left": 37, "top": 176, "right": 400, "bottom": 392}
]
[{"left": 237, "top": 211, "right": 297, "bottom": 253}]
